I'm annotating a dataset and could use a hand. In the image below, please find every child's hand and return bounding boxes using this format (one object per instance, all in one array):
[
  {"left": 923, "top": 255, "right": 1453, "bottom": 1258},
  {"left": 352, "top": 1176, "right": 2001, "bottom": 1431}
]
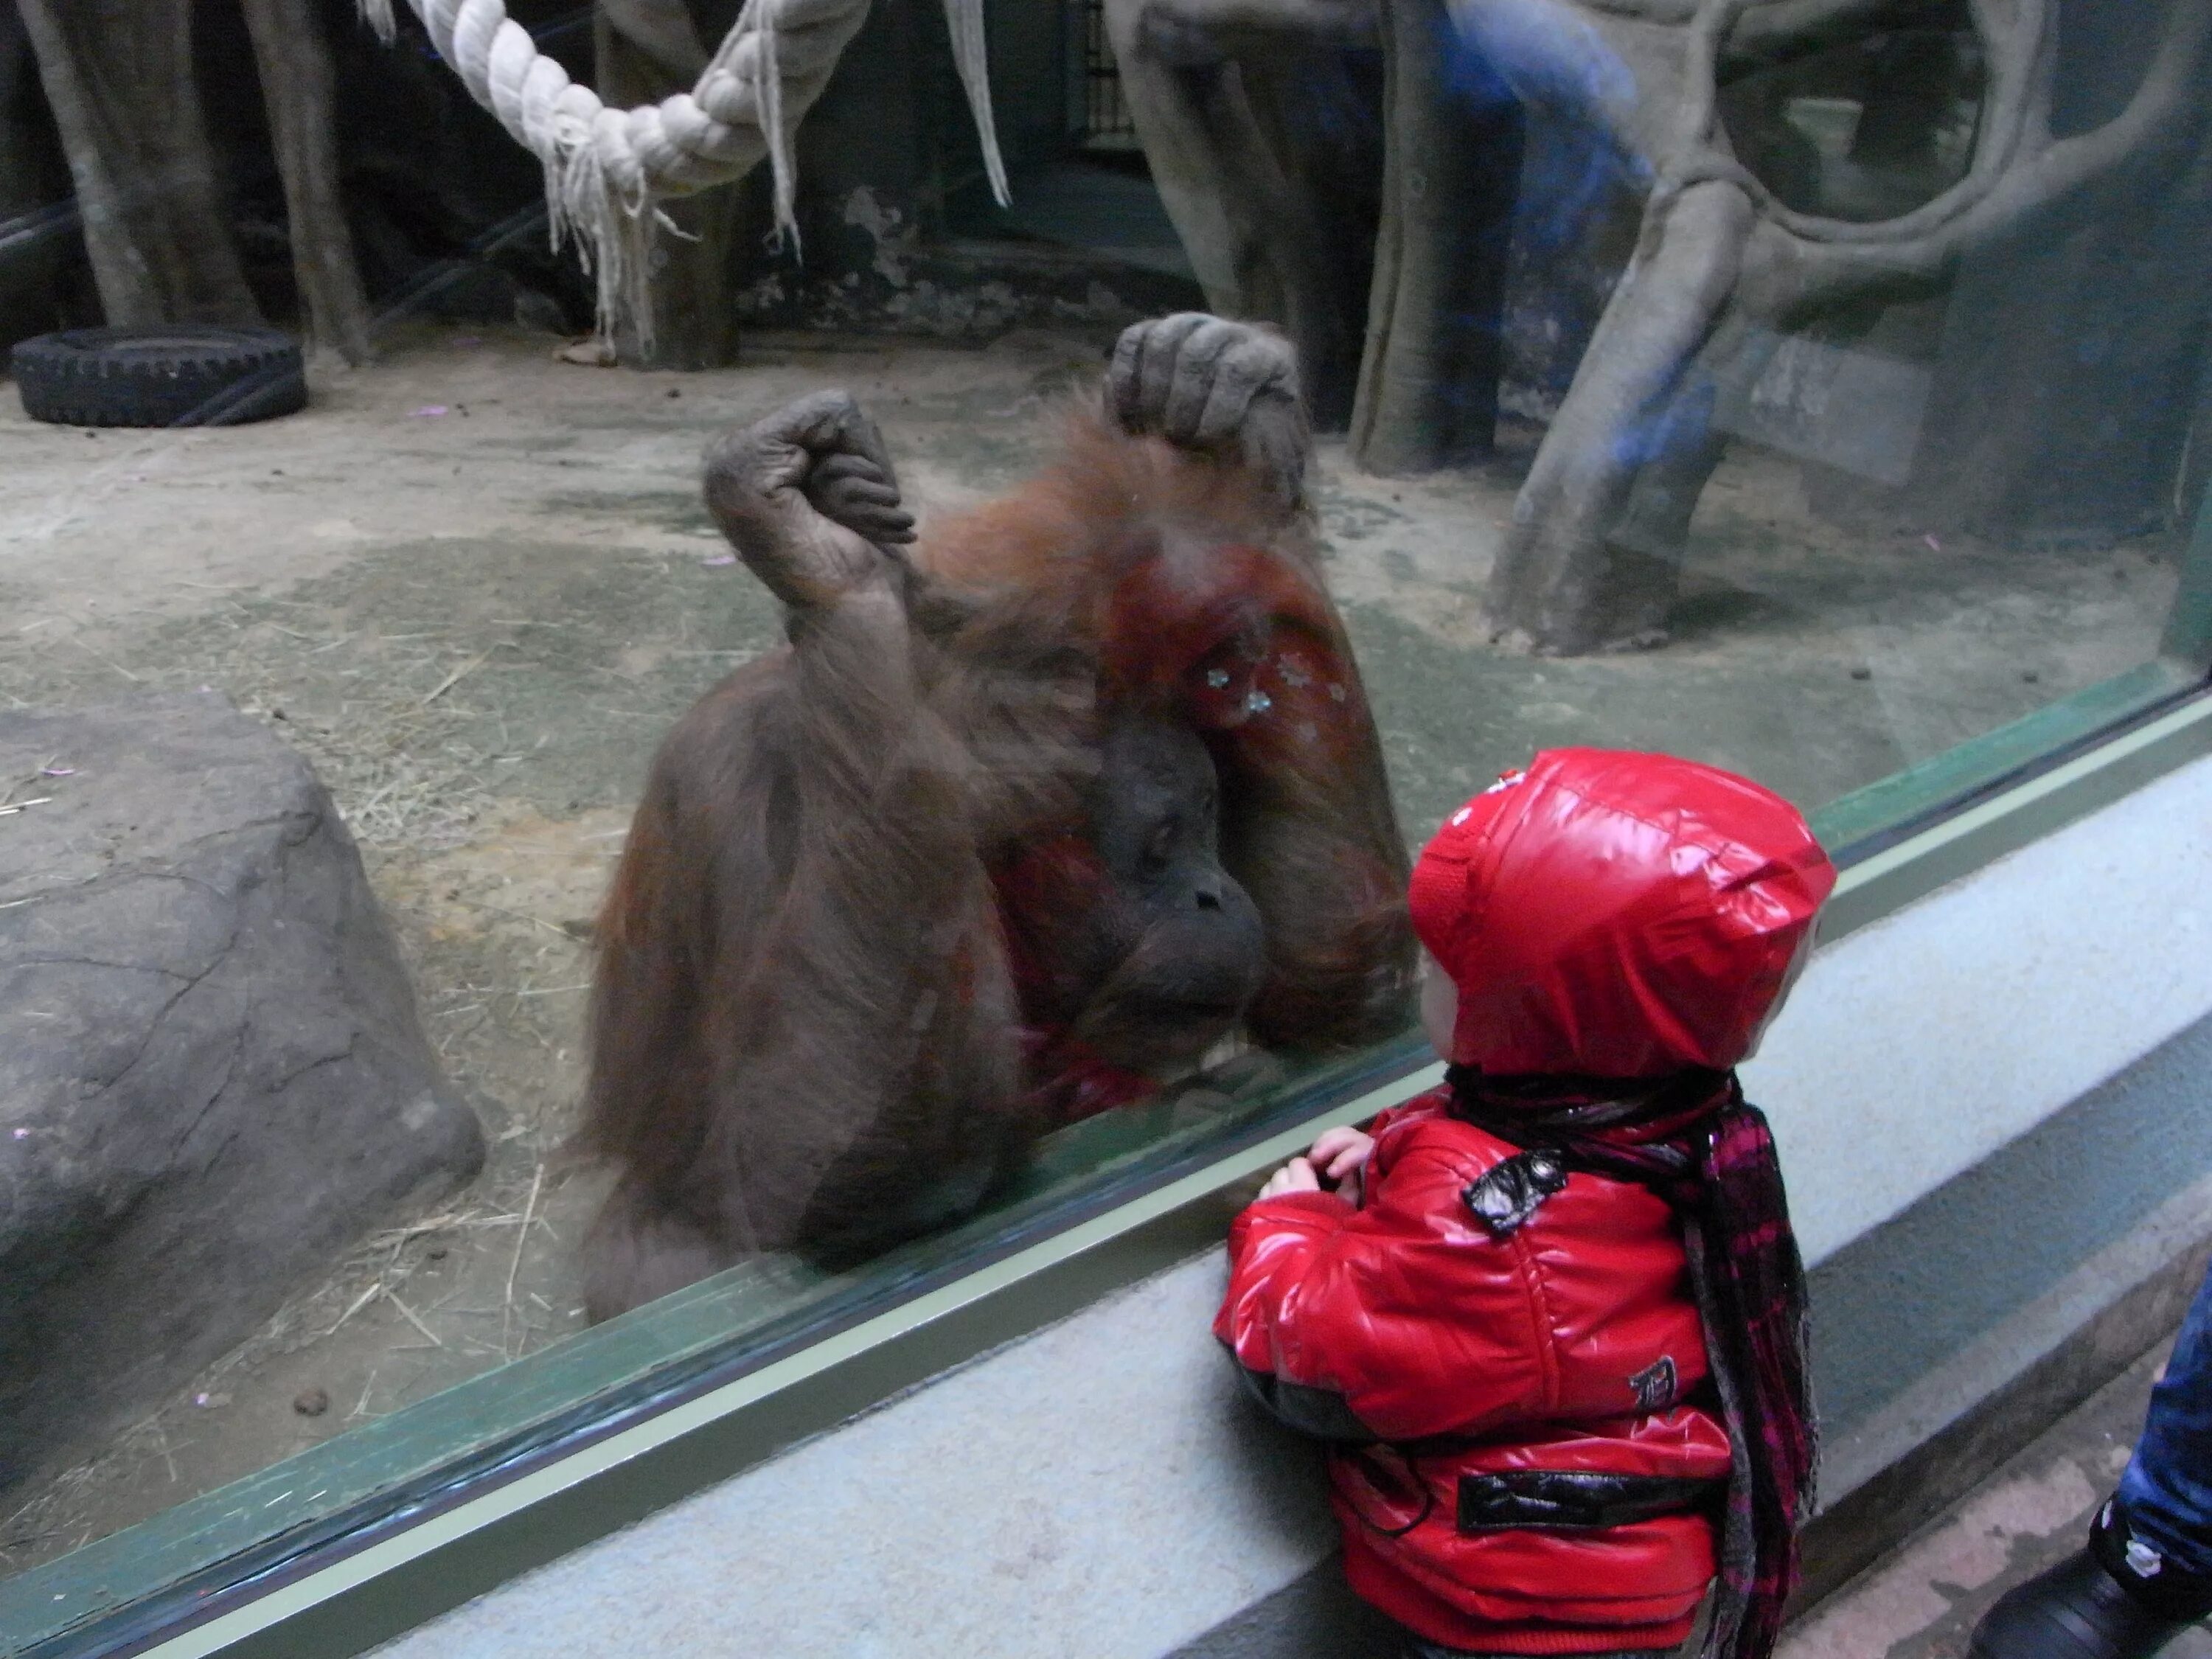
[
  {"left": 1258, "top": 1157, "right": 1322, "bottom": 1200},
  {"left": 1310, "top": 1125, "right": 1375, "bottom": 1206},
  {"left": 1255, "top": 1125, "right": 1376, "bottom": 1205}
]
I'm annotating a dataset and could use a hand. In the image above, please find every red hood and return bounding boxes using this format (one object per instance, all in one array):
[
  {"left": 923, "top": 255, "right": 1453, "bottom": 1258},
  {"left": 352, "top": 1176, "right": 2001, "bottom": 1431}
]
[{"left": 1409, "top": 748, "right": 1834, "bottom": 1077}]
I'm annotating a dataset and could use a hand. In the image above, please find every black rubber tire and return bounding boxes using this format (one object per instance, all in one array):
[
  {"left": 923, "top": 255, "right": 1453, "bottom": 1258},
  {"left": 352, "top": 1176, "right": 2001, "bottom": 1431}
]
[{"left": 10, "top": 326, "right": 307, "bottom": 428}]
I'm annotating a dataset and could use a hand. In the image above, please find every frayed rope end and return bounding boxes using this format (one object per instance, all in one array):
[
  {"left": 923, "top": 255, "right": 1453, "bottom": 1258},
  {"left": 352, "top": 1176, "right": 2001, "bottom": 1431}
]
[
  {"left": 357, "top": 0, "right": 398, "bottom": 46},
  {"left": 549, "top": 142, "right": 663, "bottom": 357}
]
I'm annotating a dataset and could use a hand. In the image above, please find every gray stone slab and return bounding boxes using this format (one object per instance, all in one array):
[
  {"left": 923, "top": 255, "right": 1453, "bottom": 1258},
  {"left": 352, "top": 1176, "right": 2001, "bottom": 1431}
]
[{"left": 0, "top": 692, "right": 483, "bottom": 1488}]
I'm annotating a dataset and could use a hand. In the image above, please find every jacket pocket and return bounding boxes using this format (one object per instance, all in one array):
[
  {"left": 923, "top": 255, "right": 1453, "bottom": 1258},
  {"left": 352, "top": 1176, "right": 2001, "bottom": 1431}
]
[{"left": 1337, "top": 1444, "right": 1436, "bottom": 1538}]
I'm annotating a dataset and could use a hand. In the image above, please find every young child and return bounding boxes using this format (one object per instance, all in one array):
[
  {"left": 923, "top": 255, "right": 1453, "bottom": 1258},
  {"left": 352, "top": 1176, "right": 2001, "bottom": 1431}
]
[{"left": 1216, "top": 748, "right": 1835, "bottom": 1659}]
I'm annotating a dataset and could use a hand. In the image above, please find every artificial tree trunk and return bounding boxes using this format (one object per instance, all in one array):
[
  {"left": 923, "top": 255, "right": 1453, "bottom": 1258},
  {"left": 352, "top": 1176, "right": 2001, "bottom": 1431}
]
[
  {"left": 596, "top": 0, "right": 747, "bottom": 369},
  {"left": 1, "top": 1, "right": 81, "bottom": 348},
  {"left": 1234, "top": 39, "right": 1385, "bottom": 427},
  {"left": 1481, "top": 179, "right": 1757, "bottom": 653},
  {"left": 1880, "top": 4, "right": 2212, "bottom": 549},
  {"left": 1346, "top": 0, "right": 1519, "bottom": 472},
  {"left": 1103, "top": 0, "right": 1383, "bottom": 426},
  {"left": 1102, "top": 2, "right": 1260, "bottom": 323},
  {"left": 1475, "top": 0, "right": 2212, "bottom": 655},
  {"left": 238, "top": 0, "right": 374, "bottom": 364},
  {"left": 1110, "top": 55, "right": 1297, "bottom": 394},
  {"left": 15, "top": 0, "right": 260, "bottom": 328}
]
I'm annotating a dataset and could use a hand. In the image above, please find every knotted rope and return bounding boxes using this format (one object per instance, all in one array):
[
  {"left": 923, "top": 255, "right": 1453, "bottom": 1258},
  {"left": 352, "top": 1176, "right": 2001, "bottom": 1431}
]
[{"left": 357, "top": 0, "right": 1010, "bottom": 344}]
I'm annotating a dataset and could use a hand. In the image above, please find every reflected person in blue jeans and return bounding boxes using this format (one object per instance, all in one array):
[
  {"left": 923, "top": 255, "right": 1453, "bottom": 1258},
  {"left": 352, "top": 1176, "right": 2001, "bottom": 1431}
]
[{"left": 1974, "top": 1262, "right": 2212, "bottom": 1659}]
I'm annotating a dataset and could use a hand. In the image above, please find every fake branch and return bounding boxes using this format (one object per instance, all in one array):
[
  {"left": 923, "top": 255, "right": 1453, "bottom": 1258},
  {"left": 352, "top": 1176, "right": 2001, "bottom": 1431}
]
[
  {"left": 1477, "top": 0, "right": 2212, "bottom": 653},
  {"left": 1782, "top": 0, "right": 2212, "bottom": 298}
]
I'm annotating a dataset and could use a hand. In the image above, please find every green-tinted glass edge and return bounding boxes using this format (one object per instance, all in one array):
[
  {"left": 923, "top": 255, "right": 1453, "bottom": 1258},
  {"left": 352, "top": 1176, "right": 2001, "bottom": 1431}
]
[
  {"left": 2162, "top": 488, "right": 2212, "bottom": 668},
  {"left": 1818, "top": 675, "right": 2212, "bottom": 942},
  {"left": 1806, "top": 659, "right": 2201, "bottom": 858}
]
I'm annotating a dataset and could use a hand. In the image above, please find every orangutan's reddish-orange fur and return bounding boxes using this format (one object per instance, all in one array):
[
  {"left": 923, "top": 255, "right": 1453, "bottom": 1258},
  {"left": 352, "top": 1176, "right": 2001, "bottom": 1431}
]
[{"left": 576, "top": 398, "right": 1413, "bottom": 1318}]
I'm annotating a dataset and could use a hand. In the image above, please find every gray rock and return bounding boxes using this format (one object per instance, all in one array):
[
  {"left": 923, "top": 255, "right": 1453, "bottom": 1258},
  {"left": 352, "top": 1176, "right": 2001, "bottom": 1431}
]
[{"left": 0, "top": 693, "right": 484, "bottom": 1487}]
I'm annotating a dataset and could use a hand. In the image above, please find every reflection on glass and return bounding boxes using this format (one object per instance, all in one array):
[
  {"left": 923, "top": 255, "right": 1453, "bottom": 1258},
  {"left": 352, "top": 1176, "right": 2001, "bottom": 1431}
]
[{"left": 0, "top": 0, "right": 2207, "bottom": 1626}]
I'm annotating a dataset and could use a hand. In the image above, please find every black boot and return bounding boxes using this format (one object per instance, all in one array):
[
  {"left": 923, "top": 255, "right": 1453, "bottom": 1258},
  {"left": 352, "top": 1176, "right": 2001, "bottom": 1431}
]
[{"left": 1970, "top": 1501, "right": 2212, "bottom": 1659}]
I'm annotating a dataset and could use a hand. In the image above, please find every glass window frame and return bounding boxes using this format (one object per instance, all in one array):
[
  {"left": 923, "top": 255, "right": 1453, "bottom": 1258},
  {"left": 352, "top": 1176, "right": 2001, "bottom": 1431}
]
[{"left": 5, "top": 474, "right": 2212, "bottom": 1659}]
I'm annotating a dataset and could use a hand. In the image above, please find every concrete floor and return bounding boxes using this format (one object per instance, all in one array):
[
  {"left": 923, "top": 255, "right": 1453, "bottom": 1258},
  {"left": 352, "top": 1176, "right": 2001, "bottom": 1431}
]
[
  {"left": 1784, "top": 1337, "right": 2211, "bottom": 1659},
  {"left": 0, "top": 319, "right": 2183, "bottom": 1571}
]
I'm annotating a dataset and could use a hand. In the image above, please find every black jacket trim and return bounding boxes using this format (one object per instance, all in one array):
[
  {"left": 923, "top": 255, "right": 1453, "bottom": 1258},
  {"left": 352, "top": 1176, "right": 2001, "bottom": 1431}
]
[
  {"left": 1233, "top": 1363, "right": 1381, "bottom": 1443},
  {"left": 1461, "top": 1149, "right": 1570, "bottom": 1237},
  {"left": 1456, "top": 1470, "right": 1722, "bottom": 1533}
]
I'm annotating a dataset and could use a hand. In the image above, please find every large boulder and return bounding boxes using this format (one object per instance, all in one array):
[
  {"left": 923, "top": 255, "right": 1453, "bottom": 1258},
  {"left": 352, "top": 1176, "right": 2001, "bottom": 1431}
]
[{"left": 0, "top": 693, "right": 484, "bottom": 1486}]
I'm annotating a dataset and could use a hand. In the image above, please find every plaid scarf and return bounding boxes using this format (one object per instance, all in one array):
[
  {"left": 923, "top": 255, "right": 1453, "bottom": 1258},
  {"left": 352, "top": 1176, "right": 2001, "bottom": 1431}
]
[{"left": 1444, "top": 1064, "right": 1815, "bottom": 1659}]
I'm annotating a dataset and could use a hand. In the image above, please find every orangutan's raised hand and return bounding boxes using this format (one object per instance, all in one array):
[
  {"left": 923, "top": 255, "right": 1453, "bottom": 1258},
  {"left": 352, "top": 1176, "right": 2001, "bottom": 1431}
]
[
  {"left": 1107, "top": 313, "right": 1309, "bottom": 509},
  {"left": 703, "top": 390, "right": 916, "bottom": 612}
]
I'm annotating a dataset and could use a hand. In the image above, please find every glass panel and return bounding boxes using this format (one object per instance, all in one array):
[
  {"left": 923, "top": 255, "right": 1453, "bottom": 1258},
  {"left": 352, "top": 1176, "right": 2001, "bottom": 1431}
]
[
  {"left": 1, "top": 0, "right": 2208, "bottom": 1641},
  {"left": 0, "top": 1037, "right": 1430, "bottom": 1652}
]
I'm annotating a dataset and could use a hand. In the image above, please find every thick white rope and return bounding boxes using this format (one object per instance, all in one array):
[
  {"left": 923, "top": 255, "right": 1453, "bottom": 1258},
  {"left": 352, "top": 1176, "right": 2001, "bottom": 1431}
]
[{"left": 358, "top": 0, "right": 1011, "bottom": 344}]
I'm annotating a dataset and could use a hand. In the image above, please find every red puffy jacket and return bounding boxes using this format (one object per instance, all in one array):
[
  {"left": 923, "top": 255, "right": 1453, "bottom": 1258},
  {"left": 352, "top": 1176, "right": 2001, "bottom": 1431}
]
[
  {"left": 1217, "top": 1091, "right": 1730, "bottom": 1652},
  {"left": 1216, "top": 749, "right": 1832, "bottom": 1653}
]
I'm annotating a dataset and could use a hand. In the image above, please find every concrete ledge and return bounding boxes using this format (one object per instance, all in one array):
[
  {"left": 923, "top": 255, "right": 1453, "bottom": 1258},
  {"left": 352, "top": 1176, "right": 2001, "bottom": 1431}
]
[
  {"left": 1166, "top": 1556, "right": 1399, "bottom": 1659},
  {"left": 1798, "top": 1170, "right": 2212, "bottom": 1607}
]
